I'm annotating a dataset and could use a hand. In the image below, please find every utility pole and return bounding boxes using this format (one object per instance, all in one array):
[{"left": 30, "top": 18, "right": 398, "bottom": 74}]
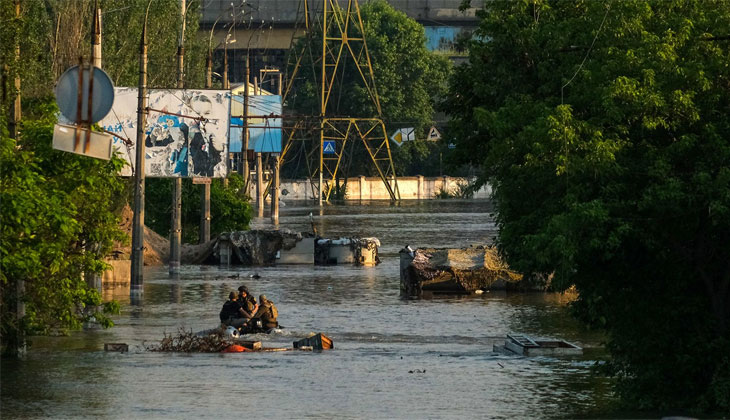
[
  {"left": 86, "top": 0, "right": 103, "bottom": 293},
  {"left": 222, "top": 38, "right": 229, "bottom": 90},
  {"left": 92, "top": 1, "right": 102, "bottom": 68},
  {"left": 271, "top": 154, "right": 280, "bottom": 224},
  {"left": 256, "top": 151, "right": 264, "bottom": 217},
  {"left": 170, "top": 0, "right": 185, "bottom": 274},
  {"left": 200, "top": 33, "right": 212, "bottom": 244},
  {"left": 254, "top": 75, "right": 264, "bottom": 217},
  {"left": 222, "top": 33, "right": 230, "bottom": 189},
  {"left": 271, "top": 73, "right": 282, "bottom": 224},
  {"left": 131, "top": 3, "right": 151, "bottom": 297},
  {"left": 318, "top": 1, "right": 327, "bottom": 207},
  {"left": 241, "top": 54, "right": 250, "bottom": 188}
]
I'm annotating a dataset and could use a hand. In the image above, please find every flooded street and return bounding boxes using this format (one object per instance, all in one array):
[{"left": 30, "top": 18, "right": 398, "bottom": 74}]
[{"left": 1, "top": 200, "right": 611, "bottom": 419}]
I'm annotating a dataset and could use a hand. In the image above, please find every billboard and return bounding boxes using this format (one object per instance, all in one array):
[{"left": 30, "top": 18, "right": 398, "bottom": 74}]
[
  {"left": 230, "top": 94, "right": 282, "bottom": 153},
  {"left": 100, "top": 88, "right": 231, "bottom": 177}
]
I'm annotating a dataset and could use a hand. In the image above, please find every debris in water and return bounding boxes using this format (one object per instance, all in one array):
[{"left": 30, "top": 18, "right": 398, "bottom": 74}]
[
  {"left": 104, "top": 343, "right": 128, "bottom": 352},
  {"left": 293, "top": 333, "right": 333, "bottom": 350},
  {"left": 146, "top": 328, "right": 231, "bottom": 353}
]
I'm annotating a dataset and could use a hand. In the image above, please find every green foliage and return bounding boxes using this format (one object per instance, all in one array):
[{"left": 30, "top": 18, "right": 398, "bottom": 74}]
[
  {"left": 1, "top": 103, "right": 127, "bottom": 348},
  {"left": 444, "top": 0, "right": 730, "bottom": 414},
  {"left": 101, "top": 0, "right": 207, "bottom": 88},
  {"left": 0, "top": 0, "right": 206, "bottom": 109},
  {"left": 392, "top": 140, "right": 444, "bottom": 177},
  {"left": 435, "top": 179, "right": 474, "bottom": 199},
  {"left": 285, "top": 0, "right": 451, "bottom": 177},
  {"left": 145, "top": 174, "right": 252, "bottom": 243}
]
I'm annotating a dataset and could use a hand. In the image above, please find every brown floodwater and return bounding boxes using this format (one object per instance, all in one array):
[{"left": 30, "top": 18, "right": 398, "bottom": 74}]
[{"left": 1, "top": 199, "right": 613, "bottom": 419}]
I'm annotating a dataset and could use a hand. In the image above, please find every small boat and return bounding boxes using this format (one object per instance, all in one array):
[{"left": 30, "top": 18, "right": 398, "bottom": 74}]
[
  {"left": 494, "top": 334, "right": 582, "bottom": 356},
  {"left": 238, "top": 320, "right": 281, "bottom": 335}
]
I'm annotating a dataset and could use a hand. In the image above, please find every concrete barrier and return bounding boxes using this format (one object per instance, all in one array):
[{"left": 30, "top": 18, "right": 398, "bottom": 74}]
[
  {"left": 279, "top": 176, "right": 491, "bottom": 200},
  {"left": 101, "top": 259, "right": 130, "bottom": 302}
]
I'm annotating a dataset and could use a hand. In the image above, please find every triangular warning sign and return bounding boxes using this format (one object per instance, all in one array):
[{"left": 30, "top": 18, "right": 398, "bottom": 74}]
[
  {"left": 427, "top": 126, "right": 441, "bottom": 141},
  {"left": 323, "top": 142, "right": 335, "bottom": 153}
]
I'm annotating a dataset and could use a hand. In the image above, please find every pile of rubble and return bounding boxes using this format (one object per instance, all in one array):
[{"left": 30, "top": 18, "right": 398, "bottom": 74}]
[{"left": 400, "top": 245, "right": 527, "bottom": 297}]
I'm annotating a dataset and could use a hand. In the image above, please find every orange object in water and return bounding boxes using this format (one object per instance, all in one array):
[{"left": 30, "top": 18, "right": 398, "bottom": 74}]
[{"left": 222, "top": 344, "right": 249, "bottom": 353}]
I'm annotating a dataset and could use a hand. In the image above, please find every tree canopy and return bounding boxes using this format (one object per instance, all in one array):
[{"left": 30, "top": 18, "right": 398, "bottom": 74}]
[
  {"left": 445, "top": 0, "right": 730, "bottom": 413},
  {"left": 144, "top": 175, "right": 252, "bottom": 243},
  {"left": 1, "top": 105, "right": 125, "bottom": 353},
  {"left": 0, "top": 0, "right": 207, "bottom": 101},
  {"left": 0, "top": 0, "right": 249, "bottom": 354}
]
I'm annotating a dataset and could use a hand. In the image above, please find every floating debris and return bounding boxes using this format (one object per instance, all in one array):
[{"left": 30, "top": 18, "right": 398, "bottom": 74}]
[
  {"left": 399, "top": 245, "right": 525, "bottom": 297},
  {"left": 146, "top": 328, "right": 231, "bottom": 353},
  {"left": 494, "top": 334, "right": 583, "bottom": 356},
  {"left": 293, "top": 333, "right": 333, "bottom": 350},
  {"left": 104, "top": 343, "right": 128, "bottom": 352}
]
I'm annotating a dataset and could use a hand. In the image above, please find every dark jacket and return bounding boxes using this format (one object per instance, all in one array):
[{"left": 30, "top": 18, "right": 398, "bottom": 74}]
[{"left": 219, "top": 300, "right": 243, "bottom": 322}]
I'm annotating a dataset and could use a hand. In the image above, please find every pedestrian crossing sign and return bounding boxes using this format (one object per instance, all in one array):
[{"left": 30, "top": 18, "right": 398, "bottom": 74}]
[{"left": 323, "top": 140, "right": 336, "bottom": 154}]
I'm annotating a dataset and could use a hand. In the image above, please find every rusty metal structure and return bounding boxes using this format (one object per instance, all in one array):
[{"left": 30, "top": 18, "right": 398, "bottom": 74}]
[{"left": 281, "top": 0, "right": 400, "bottom": 204}]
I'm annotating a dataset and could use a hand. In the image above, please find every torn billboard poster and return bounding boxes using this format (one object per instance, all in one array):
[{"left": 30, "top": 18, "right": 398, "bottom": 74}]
[
  {"left": 100, "top": 88, "right": 231, "bottom": 177},
  {"left": 230, "top": 94, "right": 282, "bottom": 153}
]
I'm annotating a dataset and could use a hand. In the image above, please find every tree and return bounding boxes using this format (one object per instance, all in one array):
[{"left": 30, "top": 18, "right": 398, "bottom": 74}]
[
  {"left": 284, "top": 0, "right": 451, "bottom": 178},
  {"left": 144, "top": 174, "right": 252, "bottom": 243},
  {"left": 0, "top": 0, "right": 219, "bottom": 355},
  {"left": 0, "top": 0, "right": 207, "bottom": 106},
  {"left": 445, "top": 0, "right": 730, "bottom": 414},
  {"left": 1, "top": 104, "right": 125, "bottom": 354}
]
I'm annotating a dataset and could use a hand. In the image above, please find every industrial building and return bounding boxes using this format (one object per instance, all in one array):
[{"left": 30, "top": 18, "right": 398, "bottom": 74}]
[{"left": 200, "top": 0, "right": 485, "bottom": 85}]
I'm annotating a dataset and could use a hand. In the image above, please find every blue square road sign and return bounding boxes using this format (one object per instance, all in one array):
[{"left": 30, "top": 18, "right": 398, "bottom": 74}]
[{"left": 323, "top": 140, "right": 336, "bottom": 154}]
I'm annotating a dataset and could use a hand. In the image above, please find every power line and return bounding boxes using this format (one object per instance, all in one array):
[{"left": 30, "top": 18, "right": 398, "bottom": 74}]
[{"left": 561, "top": 2, "right": 611, "bottom": 104}]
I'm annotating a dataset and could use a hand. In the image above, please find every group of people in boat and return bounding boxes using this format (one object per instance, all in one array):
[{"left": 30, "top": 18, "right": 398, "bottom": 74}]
[{"left": 219, "top": 285, "right": 279, "bottom": 333}]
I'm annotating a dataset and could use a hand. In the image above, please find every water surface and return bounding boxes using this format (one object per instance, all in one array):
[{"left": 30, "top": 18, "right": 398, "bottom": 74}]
[{"left": 1, "top": 200, "right": 611, "bottom": 419}]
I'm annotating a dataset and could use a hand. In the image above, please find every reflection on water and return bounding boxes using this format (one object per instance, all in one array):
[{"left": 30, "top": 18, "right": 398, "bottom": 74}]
[{"left": 1, "top": 200, "right": 612, "bottom": 419}]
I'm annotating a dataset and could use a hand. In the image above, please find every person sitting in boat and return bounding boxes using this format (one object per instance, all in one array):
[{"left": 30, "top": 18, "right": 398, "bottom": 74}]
[
  {"left": 237, "top": 285, "right": 259, "bottom": 320},
  {"left": 219, "top": 291, "right": 249, "bottom": 328},
  {"left": 254, "top": 295, "right": 279, "bottom": 329}
]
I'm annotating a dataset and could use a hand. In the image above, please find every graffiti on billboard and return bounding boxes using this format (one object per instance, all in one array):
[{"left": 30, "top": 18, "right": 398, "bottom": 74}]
[{"left": 101, "top": 88, "right": 231, "bottom": 177}]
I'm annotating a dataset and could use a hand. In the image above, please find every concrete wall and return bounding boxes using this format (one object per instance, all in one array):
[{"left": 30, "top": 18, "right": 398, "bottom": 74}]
[
  {"left": 279, "top": 176, "right": 491, "bottom": 200},
  {"left": 101, "top": 259, "right": 130, "bottom": 302}
]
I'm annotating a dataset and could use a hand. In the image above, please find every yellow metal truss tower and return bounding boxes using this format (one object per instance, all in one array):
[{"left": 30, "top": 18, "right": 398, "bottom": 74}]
[{"left": 282, "top": 0, "right": 401, "bottom": 204}]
